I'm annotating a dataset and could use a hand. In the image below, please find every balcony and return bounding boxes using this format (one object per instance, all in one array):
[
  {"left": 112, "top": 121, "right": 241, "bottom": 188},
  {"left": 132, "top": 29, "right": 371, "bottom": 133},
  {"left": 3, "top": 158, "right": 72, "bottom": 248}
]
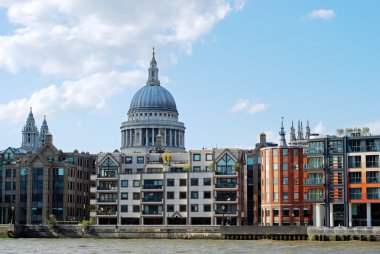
[
  {"left": 96, "top": 211, "right": 118, "bottom": 216},
  {"left": 215, "top": 171, "right": 237, "bottom": 176},
  {"left": 304, "top": 193, "right": 324, "bottom": 202},
  {"left": 304, "top": 164, "right": 324, "bottom": 171},
  {"left": 142, "top": 211, "right": 163, "bottom": 216},
  {"left": 215, "top": 196, "right": 237, "bottom": 202},
  {"left": 142, "top": 184, "right": 163, "bottom": 190},
  {"left": 215, "top": 183, "right": 237, "bottom": 189},
  {"left": 96, "top": 198, "right": 117, "bottom": 203},
  {"left": 304, "top": 178, "right": 325, "bottom": 186},
  {"left": 304, "top": 148, "right": 324, "bottom": 154},
  {"left": 215, "top": 210, "right": 238, "bottom": 215},
  {"left": 141, "top": 197, "right": 163, "bottom": 203},
  {"left": 97, "top": 186, "right": 118, "bottom": 191},
  {"left": 96, "top": 172, "right": 118, "bottom": 179}
]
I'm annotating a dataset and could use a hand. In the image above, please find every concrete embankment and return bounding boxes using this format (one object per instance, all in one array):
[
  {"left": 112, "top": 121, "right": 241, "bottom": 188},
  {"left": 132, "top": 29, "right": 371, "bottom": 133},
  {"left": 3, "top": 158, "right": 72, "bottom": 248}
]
[
  {"left": 221, "top": 226, "right": 308, "bottom": 240},
  {"left": 14, "top": 225, "right": 222, "bottom": 239},
  {"left": 0, "top": 225, "right": 14, "bottom": 238},
  {"left": 308, "top": 226, "right": 380, "bottom": 241}
]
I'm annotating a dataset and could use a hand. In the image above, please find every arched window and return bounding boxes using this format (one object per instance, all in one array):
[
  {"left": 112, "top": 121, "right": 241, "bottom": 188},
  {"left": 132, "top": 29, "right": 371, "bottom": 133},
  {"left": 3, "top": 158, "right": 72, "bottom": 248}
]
[{"left": 216, "top": 153, "right": 236, "bottom": 175}]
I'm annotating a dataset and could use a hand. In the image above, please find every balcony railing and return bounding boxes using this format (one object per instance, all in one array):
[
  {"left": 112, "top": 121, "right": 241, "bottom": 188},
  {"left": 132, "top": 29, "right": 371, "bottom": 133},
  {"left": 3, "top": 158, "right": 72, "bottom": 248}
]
[
  {"left": 304, "top": 148, "right": 324, "bottom": 154},
  {"left": 97, "top": 199, "right": 117, "bottom": 203},
  {"left": 96, "top": 211, "right": 117, "bottom": 216},
  {"left": 142, "top": 184, "right": 163, "bottom": 190},
  {"left": 304, "top": 164, "right": 324, "bottom": 170},
  {"left": 215, "top": 183, "right": 237, "bottom": 188},
  {"left": 215, "top": 171, "right": 237, "bottom": 176},
  {"left": 142, "top": 197, "right": 163, "bottom": 202},
  {"left": 97, "top": 173, "right": 118, "bottom": 178},
  {"left": 304, "top": 193, "right": 324, "bottom": 202},
  {"left": 215, "top": 210, "right": 237, "bottom": 215},
  {"left": 97, "top": 186, "right": 118, "bottom": 190},
  {"left": 142, "top": 211, "right": 163, "bottom": 215},
  {"left": 215, "top": 196, "right": 237, "bottom": 201},
  {"left": 304, "top": 178, "right": 325, "bottom": 186}
]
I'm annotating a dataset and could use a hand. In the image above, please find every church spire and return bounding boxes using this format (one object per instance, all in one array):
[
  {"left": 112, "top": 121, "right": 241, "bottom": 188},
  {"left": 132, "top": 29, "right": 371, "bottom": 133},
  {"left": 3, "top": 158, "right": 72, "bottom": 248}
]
[
  {"left": 290, "top": 121, "right": 296, "bottom": 143},
  {"left": 22, "top": 107, "right": 40, "bottom": 151},
  {"left": 39, "top": 115, "right": 49, "bottom": 148},
  {"left": 305, "top": 120, "right": 311, "bottom": 140},
  {"left": 279, "top": 117, "right": 287, "bottom": 147},
  {"left": 147, "top": 47, "right": 160, "bottom": 86}
]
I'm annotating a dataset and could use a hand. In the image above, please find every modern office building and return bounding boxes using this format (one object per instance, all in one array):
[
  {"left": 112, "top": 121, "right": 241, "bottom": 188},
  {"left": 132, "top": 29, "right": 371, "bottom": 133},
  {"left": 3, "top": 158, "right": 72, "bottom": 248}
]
[
  {"left": 260, "top": 122, "right": 312, "bottom": 226},
  {"left": 0, "top": 111, "right": 95, "bottom": 224},
  {"left": 90, "top": 148, "right": 245, "bottom": 225},
  {"left": 304, "top": 134, "right": 380, "bottom": 227}
]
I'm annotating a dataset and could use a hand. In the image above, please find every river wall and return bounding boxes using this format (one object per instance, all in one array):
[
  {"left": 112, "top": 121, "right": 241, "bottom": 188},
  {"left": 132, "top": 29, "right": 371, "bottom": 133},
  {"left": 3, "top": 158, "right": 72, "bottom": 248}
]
[{"left": 7, "top": 225, "right": 380, "bottom": 241}]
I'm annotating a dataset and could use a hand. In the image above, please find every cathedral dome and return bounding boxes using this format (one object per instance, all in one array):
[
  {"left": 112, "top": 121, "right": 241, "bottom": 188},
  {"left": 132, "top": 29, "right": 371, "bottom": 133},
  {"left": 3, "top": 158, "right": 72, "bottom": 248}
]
[{"left": 129, "top": 84, "right": 177, "bottom": 112}]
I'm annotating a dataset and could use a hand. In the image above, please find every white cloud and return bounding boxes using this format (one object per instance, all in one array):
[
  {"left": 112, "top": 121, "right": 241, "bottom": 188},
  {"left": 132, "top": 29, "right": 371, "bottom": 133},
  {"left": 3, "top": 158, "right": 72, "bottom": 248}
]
[
  {"left": 230, "top": 98, "right": 270, "bottom": 114},
  {"left": 0, "top": 70, "right": 145, "bottom": 123},
  {"left": 362, "top": 120, "right": 380, "bottom": 135},
  {"left": 306, "top": 9, "right": 335, "bottom": 20},
  {"left": 313, "top": 121, "right": 327, "bottom": 134},
  {"left": 0, "top": 1, "right": 245, "bottom": 122}
]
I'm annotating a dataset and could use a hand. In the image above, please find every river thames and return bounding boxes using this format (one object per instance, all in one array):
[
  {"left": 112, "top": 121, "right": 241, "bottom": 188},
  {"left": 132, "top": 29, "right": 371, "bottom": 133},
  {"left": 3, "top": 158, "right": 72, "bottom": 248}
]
[{"left": 0, "top": 239, "right": 380, "bottom": 254}]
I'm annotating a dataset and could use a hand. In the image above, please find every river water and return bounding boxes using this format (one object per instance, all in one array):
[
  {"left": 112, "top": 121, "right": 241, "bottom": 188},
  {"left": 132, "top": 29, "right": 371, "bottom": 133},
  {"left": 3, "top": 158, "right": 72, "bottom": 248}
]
[{"left": 1, "top": 239, "right": 379, "bottom": 254}]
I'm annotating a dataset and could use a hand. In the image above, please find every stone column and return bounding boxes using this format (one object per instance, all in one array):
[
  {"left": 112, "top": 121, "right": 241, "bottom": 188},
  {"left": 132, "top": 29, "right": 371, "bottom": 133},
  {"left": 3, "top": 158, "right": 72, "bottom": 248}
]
[
  {"left": 164, "top": 129, "right": 167, "bottom": 146},
  {"left": 152, "top": 128, "right": 155, "bottom": 146},
  {"left": 348, "top": 203, "right": 352, "bottom": 227},
  {"left": 129, "top": 129, "right": 133, "bottom": 146},
  {"left": 139, "top": 128, "right": 142, "bottom": 146},
  {"left": 315, "top": 204, "right": 322, "bottom": 227},
  {"left": 174, "top": 129, "right": 177, "bottom": 147},
  {"left": 145, "top": 128, "right": 148, "bottom": 146},
  {"left": 329, "top": 203, "right": 334, "bottom": 227},
  {"left": 367, "top": 203, "right": 372, "bottom": 227},
  {"left": 121, "top": 130, "right": 124, "bottom": 147},
  {"left": 169, "top": 129, "right": 173, "bottom": 146}
]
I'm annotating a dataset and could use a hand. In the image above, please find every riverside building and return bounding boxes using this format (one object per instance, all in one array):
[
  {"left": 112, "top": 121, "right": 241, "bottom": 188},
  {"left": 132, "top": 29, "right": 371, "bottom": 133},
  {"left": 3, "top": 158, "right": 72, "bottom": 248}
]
[
  {"left": 91, "top": 50, "right": 251, "bottom": 226},
  {"left": 0, "top": 110, "right": 95, "bottom": 224}
]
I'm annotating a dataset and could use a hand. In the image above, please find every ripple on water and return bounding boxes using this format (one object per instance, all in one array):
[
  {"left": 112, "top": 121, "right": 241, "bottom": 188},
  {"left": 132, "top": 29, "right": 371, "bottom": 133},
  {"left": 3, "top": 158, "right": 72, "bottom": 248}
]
[{"left": 1, "top": 239, "right": 380, "bottom": 254}]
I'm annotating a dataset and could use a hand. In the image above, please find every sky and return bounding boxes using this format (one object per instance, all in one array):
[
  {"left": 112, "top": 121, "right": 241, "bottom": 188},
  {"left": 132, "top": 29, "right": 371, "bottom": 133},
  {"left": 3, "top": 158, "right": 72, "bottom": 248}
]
[{"left": 0, "top": 0, "right": 380, "bottom": 153}]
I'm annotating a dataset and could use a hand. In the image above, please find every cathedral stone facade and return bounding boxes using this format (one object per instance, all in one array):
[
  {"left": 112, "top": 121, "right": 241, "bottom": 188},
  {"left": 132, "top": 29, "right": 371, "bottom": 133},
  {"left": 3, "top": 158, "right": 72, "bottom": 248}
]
[
  {"left": 21, "top": 108, "right": 49, "bottom": 152},
  {"left": 120, "top": 49, "right": 186, "bottom": 153}
]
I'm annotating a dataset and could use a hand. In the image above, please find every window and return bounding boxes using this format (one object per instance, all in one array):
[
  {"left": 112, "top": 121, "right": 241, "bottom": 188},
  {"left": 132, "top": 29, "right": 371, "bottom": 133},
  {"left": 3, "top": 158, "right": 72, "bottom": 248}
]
[
  {"left": 125, "top": 156, "right": 132, "bottom": 164},
  {"left": 350, "top": 188, "right": 362, "bottom": 200},
  {"left": 294, "top": 178, "right": 299, "bottom": 185},
  {"left": 191, "top": 178, "right": 199, "bottom": 186},
  {"left": 5, "top": 169, "right": 11, "bottom": 178},
  {"left": 180, "top": 205, "right": 187, "bottom": 212},
  {"left": 367, "top": 188, "right": 380, "bottom": 199},
  {"left": 133, "top": 193, "right": 140, "bottom": 200},
  {"left": 133, "top": 180, "right": 140, "bottom": 187},
  {"left": 180, "top": 192, "right": 187, "bottom": 199},
  {"left": 293, "top": 209, "right": 300, "bottom": 217},
  {"left": 303, "top": 209, "right": 309, "bottom": 217},
  {"left": 282, "top": 163, "right": 288, "bottom": 171},
  {"left": 294, "top": 163, "right": 299, "bottom": 170},
  {"left": 283, "top": 192, "right": 288, "bottom": 200},
  {"left": 167, "top": 205, "right": 174, "bottom": 212},
  {"left": 167, "top": 179, "right": 175, "bottom": 186},
  {"left": 366, "top": 155, "right": 379, "bottom": 168},
  {"left": 121, "top": 205, "right": 128, "bottom": 213},
  {"left": 191, "top": 191, "right": 199, "bottom": 199},
  {"left": 179, "top": 179, "right": 187, "bottom": 186},
  {"left": 206, "top": 154, "right": 213, "bottom": 161},
  {"left": 349, "top": 172, "right": 362, "bottom": 184},
  {"left": 348, "top": 156, "right": 361, "bottom": 168},
  {"left": 273, "top": 163, "right": 278, "bottom": 171},
  {"left": 274, "top": 192, "right": 278, "bottom": 201},
  {"left": 167, "top": 192, "right": 174, "bottom": 199},
  {"left": 273, "top": 178, "right": 278, "bottom": 185},
  {"left": 203, "top": 191, "right": 211, "bottom": 199},
  {"left": 193, "top": 154, "right": 201, "bottom": 161},
  {"left": 204, "top": 204, "right": 211, "bottom": 212},
  {"left": 367, "top": 171, "right": 380, "bottom": 183},
  {"left": 294, "top": 192, "right": 299, "bottom": 200},
  {"left": 282, "top": 149, "right": 288, "bottom": 156},
  {"left": 273, "top": 149, "right": 278, "bottom": 156},
  {"left": 137, "top": 156, "right": 144, "bottom": 164},
  {"left": 121, "top": 193, "right": 128, "bottom": 200},
  {"left": 191, "top": 204, "right": 198, "bottom": 212},
  {"left": 121, "top": 180, "right": 128, "bottom": 187},
  {"left": 273, "top": 209, "right": 279, "bottom": 217},
  {"left": 5, "top": 182, "right": 11, "bottom": 190},
  {"left": 133, "top": 205, "right": 140, "bottom": 213},
  {"left": 204, "top": 178, "right": 211, "bottom": 186},
  {"left": 192, "top": 166, "right": 201, "bottom": 172},
  {"left": 216, "top": 153, "right": 236, "bottom": 175},
  {"left": 283, "top": 177, "right": 288, "bottom": 185},
  {"left": 283, "top": 208, "right": 290, "bottom": 217},
  {"left": 294, "top": 149, "right": 298, "bottom": 156}
]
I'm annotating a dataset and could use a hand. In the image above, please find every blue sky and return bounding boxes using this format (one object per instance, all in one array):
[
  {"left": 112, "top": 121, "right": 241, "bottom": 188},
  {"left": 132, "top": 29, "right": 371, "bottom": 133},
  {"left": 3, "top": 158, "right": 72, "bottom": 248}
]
[{"left": 0, "top": 1, "right": 380, "bottom": 153}]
